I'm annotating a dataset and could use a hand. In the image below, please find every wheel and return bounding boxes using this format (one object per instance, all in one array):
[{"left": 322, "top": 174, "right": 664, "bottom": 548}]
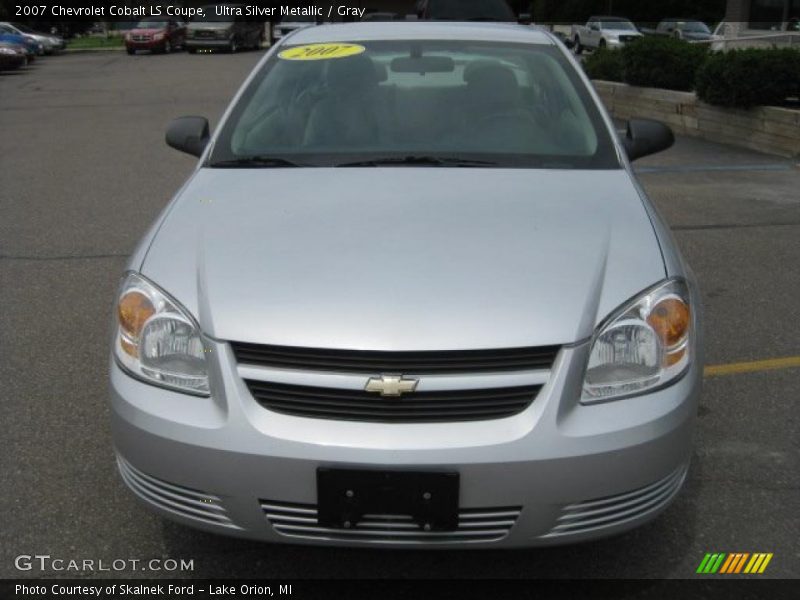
[
  {"left": 126, "top": 47, "right": 135, "bottom": 55},
  {"left": 574, "top": 36, "right": 583, "bottom": 54},
  {"left": 228, "top": 38, "right": 238, "bottom": 53},
  {"left": 162, "top": 40, "right": 172, "bottom": 54},
  {"left": 598, "top": 39, "right": 607, "bottom": 50},
  {"left": 188, "top": 47, "right": 197, "bottom": 54}
]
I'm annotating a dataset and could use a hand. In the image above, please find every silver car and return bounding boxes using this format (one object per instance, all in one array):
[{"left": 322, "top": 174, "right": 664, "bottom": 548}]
[{"left": 110, "top": 21, "right": 703, "bottom": 548}]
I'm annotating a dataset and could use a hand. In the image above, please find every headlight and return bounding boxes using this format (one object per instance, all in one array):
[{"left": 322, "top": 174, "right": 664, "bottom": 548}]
[
  {"left": 0, "top": 47, "right": 15, "bottom": 55},
  {"left": 114, "top": 272, "right": 209, "bottom": 396},
  {"left": 153, "top": 32, "right": 165, "bottom": 40},
  {"left": 217, "top": 29, "right": 230, "bottom": 39},
  {"left": 582, "top": 279, "right": 691, "bottom": 403}
]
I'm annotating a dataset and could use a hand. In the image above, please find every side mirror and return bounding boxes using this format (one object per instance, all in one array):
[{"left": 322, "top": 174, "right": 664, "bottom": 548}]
[
  {"left": 166, "top": 116, "right": 209, "bottom": 157},
  {"left": 518, "top": 13, "right": 532, "bottom": 25},
  {"left": 623, "top": 119, "right": 674, "bottom": 161}
]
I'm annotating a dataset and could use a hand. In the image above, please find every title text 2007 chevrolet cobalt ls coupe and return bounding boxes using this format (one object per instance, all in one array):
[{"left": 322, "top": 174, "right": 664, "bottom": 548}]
[{"left": 111, "top": 22, "right": 703, "bottom": 547}]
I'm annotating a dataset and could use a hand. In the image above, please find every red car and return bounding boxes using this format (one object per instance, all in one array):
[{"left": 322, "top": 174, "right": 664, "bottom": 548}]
[{"left": 125, "top": 17, "right": 186, "bottom": 55}]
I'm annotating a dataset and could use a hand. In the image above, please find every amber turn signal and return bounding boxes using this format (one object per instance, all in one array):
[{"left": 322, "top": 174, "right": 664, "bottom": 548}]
[
  {"left": 647, "top": 297, "right": 690, "bottom": 351},
  {"left": 118, "top": 290, "right": 155, "bottom": 356}
]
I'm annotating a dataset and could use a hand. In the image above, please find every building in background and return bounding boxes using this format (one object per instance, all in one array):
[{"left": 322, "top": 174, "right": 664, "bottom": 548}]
[{"left": 725, "top": 0, "right": 800, "bottom": 34}]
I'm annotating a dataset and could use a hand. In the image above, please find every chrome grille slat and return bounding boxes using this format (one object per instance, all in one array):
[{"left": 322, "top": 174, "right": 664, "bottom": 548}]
[
  {"left": 542, "top": 466, "right": 687, "bottom": 538},
  {"left": 260, "top": 499, "right": 521, "bottom": 544},
  {"left": 117, "top": 456, "right": 240, "bottom": 529}
]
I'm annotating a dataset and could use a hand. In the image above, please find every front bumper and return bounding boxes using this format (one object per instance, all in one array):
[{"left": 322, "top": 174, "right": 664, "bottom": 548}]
[
  {"left": 185, "top": 38, "right": 231, "bottom": 50},
  {"left": 126, "top": 39, "right": 166, "bottom": 50},
  {"left": 110, "top": 337, "right": 700, "bottom": 548}
]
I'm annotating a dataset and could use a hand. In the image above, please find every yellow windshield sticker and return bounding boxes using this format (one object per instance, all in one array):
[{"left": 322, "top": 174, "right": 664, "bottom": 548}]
[{"left": 278, "top": 43, "right": 366, "bottom": 61}]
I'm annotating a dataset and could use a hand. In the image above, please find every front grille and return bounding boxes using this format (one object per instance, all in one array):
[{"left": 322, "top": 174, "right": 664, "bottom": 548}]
[
  {"left": 541, "top": 465, "right": 688, "bottom": 538},
  {"left": 246, "top": 380, "right": 541, "bottom": 422},
  {"left": 131, "top": 35, "right": 151, "bottom": 42},
  {"left": 231, "top": 342, "right": 559, "bottom": 374},
  {"left": 193, "top": 29, "right": 216, "bottom": 39},
  {"left": 619, "top": 35, "right": 639, "bottom": 42},
  {"left": 261, "top": 499, "right": 521, "bottom": 544},
  {"left": 116, "top": 455, "right": 239, "bottom": 529}
]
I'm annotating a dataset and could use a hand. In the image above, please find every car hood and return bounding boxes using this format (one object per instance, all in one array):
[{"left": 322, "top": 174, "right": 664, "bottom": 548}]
[
  {"left": 187, "top": 22, "right": 231, "bottom": 30},
  {"left": 130, "top": 28, "right": 165, "bottom": 35},
  {"left": 141, "top": 168, "right": 666, "bottom": 350},
  {"left": 607, "top": 30, "right": 642, "bottom": 37}
]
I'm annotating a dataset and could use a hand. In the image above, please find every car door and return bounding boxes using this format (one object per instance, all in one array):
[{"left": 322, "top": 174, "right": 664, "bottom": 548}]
[{"left": 587, "top": 20, "right": 600, "bottom": 45}]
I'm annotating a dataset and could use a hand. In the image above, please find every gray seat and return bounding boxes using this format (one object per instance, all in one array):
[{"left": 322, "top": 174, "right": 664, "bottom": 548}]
[{"left": 303, "top": 56, "right": 383, "bottom": 148}]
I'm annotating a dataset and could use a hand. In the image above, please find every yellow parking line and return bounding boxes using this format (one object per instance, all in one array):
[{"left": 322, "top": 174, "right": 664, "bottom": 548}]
[{"left": 704, "top": 356, "right": 800, "bottom": 377}]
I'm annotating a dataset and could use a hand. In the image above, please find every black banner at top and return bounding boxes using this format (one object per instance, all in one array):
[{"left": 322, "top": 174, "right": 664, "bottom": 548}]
[{"left": 0, "top": 1, "right": 372, "bottom": 23}]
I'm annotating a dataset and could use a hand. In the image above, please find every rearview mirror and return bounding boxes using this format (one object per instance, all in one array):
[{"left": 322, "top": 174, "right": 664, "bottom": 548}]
[
  {"left": 391, "top": 56, "right": 455, "bottom": 73},
  {"left": 166, "top": 116, "right": 209, "bottom": 157},
  {"left": 623, "top": 119, "right": 674, "bottom": 161}
]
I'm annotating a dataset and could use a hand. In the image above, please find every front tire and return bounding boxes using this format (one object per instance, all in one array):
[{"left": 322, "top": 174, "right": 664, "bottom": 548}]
[
  {"left": 574, "top": 36, "right": 583, "bottom": 54},
  {"left": 228, "top": 38, "right": 237, "bottom": 53},
  {"left": 187, "top": 47, "right": 197, "bottom": 54},
  {"left": 162, "top": 40, "right": 172, "bottom": 54},
  {"left": 126, "top": 47, "right": 135, "bottom": 55},
  {"left": 598, "top": 39, "right": 607, "bottom": 50}
]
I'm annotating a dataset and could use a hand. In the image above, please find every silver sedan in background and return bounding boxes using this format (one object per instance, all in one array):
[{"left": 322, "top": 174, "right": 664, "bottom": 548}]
[{"left": 110, "top": 21, "right": 702, "bottom": 548}]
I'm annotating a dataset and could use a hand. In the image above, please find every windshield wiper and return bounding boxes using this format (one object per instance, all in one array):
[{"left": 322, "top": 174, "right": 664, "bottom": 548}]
[
  {"left": 336, "top": 156, "right": 497, "bottom": 168},
  {"left": 210, "top": 156, "right": 305, "bottom": 168}
]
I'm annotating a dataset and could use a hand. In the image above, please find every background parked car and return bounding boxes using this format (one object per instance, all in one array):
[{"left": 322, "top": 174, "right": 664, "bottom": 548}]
[
  {"left": 272, "top": 13, "right": 317, "bottom": 43},
  {"left": 651, "top": 19, "right": 714, "bottom": 41},
  {"left": 0, "top": 41, "right": 28, "bottom": 71},
  {"left": 0, "top": 25, "right": 40, "bottom": 60},
  {"left": 186, "top": 4, "right": 263, "bottom": 53},
  {"left": 1, "top": 22, "right": 64, "bottom": 54},
  {"left": 571, "top": 16, "right": 643, "bottom": 53},
  {"left": 125, "top": 17, "right": 186, "bottom": 55}
]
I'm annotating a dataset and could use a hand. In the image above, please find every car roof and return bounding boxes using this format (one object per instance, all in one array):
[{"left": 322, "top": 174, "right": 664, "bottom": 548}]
[{"left": 286, "top": 22, "right": 555, "bottom": 45}]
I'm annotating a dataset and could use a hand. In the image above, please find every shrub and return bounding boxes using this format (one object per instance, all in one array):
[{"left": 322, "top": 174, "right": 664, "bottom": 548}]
[
  {"left": 583, "top": 48, "right": 625, "bottom": 82},
  {"left": 695, "top": 48, "right": 800, "bottom": 109},
  {"left": 621, "top": 36, "right": 707, "bottom": 91}
]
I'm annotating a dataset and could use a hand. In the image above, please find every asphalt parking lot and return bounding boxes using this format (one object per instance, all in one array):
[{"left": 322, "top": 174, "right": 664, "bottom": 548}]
[{"left": 1, "top": 51, "right": 798, "bottom": 580}]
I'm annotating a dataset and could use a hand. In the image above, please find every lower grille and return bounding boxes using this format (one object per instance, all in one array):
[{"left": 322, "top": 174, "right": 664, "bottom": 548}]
[
  {"left": 542, "top": 465, "right": 688, "bottom": 538},
  {"left": 246, "top": 380, "right": 541, "bottom": 423},
  {"left": 131, "top": 35, "right": 151, "bottom": 42},
  {"left": 116, "top": 456, "right": 239, "bottom": 529},
  {"left": 261, "top": 499, "right": 521, "bottom": 544},
  {"left": 619, "top": 35, "right": 639, "bottom": 42}
]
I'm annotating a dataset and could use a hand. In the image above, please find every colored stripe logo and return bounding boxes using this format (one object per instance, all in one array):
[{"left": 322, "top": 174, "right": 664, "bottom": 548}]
[{"left": 697, "top": 553, "right": 773, "bottom": 574}]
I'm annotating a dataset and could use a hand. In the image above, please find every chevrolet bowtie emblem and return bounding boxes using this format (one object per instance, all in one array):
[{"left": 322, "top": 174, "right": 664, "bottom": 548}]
[{"left": 365, "top": 375, "right": 419, "bottom": 397}]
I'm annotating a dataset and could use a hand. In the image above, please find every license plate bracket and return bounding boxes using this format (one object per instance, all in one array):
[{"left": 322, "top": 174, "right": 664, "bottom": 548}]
[{"left": 317, "top": 469, "right": 459, "bottom": 531}]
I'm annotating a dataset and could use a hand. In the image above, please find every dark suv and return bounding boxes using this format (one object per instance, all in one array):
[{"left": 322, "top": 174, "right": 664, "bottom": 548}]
[
  {"left": 125, "top": 18, "right": 186, "bottom": 54},
  {"left": 186, "top": 4, "right": 264, "bottom": 53}
]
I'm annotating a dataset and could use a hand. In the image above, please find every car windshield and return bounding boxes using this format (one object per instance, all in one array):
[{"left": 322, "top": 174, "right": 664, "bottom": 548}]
[
  {"left": 679, "top": 21, "right": 710, "bottom": 32},
  {"left": 427, "top": 0, "right": 515, "bottom": 21},
  {"left": 211, "top": 40, "right": 618, "bottom": 169},
  {"left": 601, "top": 21, "right": 636, "bottom": 30},
  {"left": 136, "top": 20, "right": 168, "bottom": 29},
  {"left": 192, "top": 8, "right": 234, "bottom": 23},
  {"left": 11, "top": 23, "right": 35, "bottom": 33}
]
